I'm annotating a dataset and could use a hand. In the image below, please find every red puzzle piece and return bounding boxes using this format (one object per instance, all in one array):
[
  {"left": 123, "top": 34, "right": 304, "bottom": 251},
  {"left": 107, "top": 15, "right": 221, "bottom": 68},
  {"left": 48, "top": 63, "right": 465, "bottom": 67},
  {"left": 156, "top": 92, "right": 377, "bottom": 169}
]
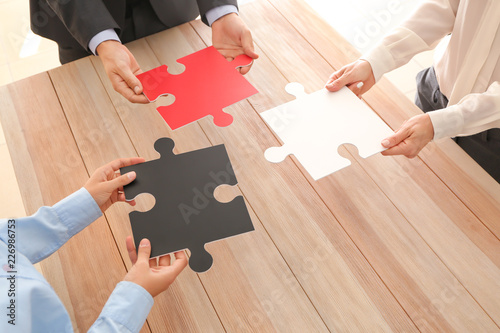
[{"left": 137, "top": 46, "right": 258, "bottom": 129}]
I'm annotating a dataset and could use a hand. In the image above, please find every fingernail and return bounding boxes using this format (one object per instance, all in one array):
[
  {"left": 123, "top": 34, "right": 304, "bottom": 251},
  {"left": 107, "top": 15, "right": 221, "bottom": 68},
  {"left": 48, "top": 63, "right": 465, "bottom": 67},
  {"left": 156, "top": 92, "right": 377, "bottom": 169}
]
[
  {"left": 139, "top": 239, "right": 149, "bottom": 247},
  {"left": 357, "top": 82, "right": 364, "bottom": 89},
  {"left": 134, "top": 86, "right": 141, "bottom": 94},
  {"left": 381, "top": 139, "right": 390, "bottom": 147},
  {"left": 127, "top": 171, "right": 136, "bottom": 180}
]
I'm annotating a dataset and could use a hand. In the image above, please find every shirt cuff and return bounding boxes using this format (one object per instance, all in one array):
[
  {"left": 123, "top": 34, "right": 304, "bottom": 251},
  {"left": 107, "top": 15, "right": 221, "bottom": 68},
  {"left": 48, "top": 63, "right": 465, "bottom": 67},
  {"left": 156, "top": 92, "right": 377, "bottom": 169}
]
[
  {"left": 427, "top": 105, "right": 464, "bottom": 140},
  {"left": 205, "top": 5, "right": 238, "bottom": 26},
  {"left": 96, "top": 281, "right": 154, "bottom": 332},
  {"left": 89, "top": 29, "right": 121, "bottom": 55},
  {"left": 52, "top": 188, "right": 102, "bottom": 238},
  {"left": 360, "top": 45, "right": 397, "bottom": 82}
]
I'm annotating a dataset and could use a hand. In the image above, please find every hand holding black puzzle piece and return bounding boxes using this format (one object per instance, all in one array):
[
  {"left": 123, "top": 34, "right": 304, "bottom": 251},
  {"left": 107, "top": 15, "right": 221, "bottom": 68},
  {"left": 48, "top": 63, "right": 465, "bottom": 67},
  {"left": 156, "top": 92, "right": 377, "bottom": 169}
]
[{"left": 120, "top": 138, "right": 254, "bottom": 273}]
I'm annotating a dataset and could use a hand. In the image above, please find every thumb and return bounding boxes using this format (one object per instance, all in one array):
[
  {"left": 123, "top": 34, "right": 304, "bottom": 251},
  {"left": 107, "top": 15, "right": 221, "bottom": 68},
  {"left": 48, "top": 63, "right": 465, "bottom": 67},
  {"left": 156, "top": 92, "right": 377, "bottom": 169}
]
[
  {"left": 137, "top": 238, "right": 152, "bottom": 263},
  {"left": 381, "top": 127, "right": 410, "bottom": 149},
  {"left": 326, "top": 71, "right": 352, "bottom": 92},
  {"left": 118, "top": 65, "right": 143, "bottom": 95},
  {"left": 108, "top": 171, "right": 136, "bottom": 192},
  {"left": 126, "top": 236, "right": 138, "bottom": 264},
  {"left": 241, "top": 30, "right": 258, "bottom": 59}
]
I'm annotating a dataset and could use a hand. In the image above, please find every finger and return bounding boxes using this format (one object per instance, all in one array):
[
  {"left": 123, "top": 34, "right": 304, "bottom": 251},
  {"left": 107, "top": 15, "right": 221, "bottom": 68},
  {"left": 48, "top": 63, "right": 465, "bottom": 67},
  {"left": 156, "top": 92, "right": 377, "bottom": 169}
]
[
  {"left": 381, "top": 126, "right": 410, "bottom": 149},
  {"left": 107, "top": 171, "right": 136, "bottom": 194},
  {"left": 239, "top": 62, "right": 252, "bottom": 75},
  {"left": 118, "top": 85, "right": 150, "bottom": 103},
  {"left": 116, "top": 192, "right": 137, "bottom": 206},
  {"left": 158, "top": 253, "right": 172, "bottom": 267},
  {"left": 126, "top": 236, "right": 138, "bottom": 264},
  {"left": 149, "top": 257, "right": 158, "bottom": 267},
  {"left": 137, "top": 238, "right": 152, "bottom": 263},
  {"left": 117, "top": 191, "right": 136, "bottom": 205},
  {"left": 173, "top": 251, "right": 187, "bottom": 262},
  {"left": 241, "top": 29, "right": 259, "bottom": 60},
  {"left": 347, "top": 81, "right": 364, "bottom": 97},
  {"left": 381, "top": 141, "right": 416, "bottom": 157},
  {"left": 325, "top": 68, "right": 345, "bottom": 87},
  {"left": 325, "top": 69, "right": 350, "bottom": 92},
  {"left": 108, "top": 157, "right": 146, "bottom": 172},
  {"left": 109, "top": 71, "right": 149, "bottom": 103},
  {"left": 219, "top": 49, "right": 241, "bottom": 60},
  {"left": 127, "top": 93, "right": 150, "bottom": 104},
  {"left": 116, "top": 63, "right": 144, "bottom": 96},
  {"left": 170, "top": 251, "right": 188, "bottom": 276}
]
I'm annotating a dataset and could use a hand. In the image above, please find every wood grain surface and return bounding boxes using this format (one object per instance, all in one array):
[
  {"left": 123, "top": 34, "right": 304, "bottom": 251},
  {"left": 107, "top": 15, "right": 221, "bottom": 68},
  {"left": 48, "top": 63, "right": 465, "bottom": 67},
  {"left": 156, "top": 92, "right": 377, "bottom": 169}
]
[{"left": 0, "top": 0, "right": 499, "bottom": 332}]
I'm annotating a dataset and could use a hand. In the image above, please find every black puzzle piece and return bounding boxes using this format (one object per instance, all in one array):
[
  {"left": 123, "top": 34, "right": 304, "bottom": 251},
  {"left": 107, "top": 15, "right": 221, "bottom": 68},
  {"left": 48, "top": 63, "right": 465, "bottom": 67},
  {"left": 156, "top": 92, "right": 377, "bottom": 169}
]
[{"left": 120, "top": 137, "right": 254, "bottom": 272}]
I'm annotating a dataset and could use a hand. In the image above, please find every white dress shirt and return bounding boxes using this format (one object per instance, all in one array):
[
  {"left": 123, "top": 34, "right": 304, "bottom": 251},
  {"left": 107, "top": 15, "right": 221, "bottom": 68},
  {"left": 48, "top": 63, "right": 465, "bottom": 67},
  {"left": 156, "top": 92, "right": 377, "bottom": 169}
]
[
  {"left": 89, "top": 5, "right": 238, "bottom": 55},
  {"left": 363, "top": 0, "right": 500, "bottom": 140}
]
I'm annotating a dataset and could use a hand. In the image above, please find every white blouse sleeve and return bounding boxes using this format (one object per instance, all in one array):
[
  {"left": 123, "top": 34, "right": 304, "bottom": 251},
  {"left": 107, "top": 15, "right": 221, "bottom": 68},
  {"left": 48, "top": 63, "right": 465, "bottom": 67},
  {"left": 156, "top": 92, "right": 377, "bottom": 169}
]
[
  {"left": 428, "top": 81, "right": 500, "bottom": 140},
  {"left": 361, "top": 0, "right": 459, "bottom": 81}
]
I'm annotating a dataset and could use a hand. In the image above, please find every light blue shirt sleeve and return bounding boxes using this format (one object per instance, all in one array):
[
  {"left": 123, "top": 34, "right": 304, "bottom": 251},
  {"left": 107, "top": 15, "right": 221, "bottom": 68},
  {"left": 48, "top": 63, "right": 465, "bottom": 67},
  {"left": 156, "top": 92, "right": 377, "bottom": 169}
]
[
  {"left": 206, "top": 5, "right": 239, "bottom": 26},
  {"left": 0, "top": 189, "right": 154, "bottom": 333},
  {"left": 0, "top": 188, "right": 102, "bottom": 264},
  {"left": 89, "top": 281, "right": 154, "bottom": 332},
  {"left": 89, "top": 29, "right": 121, "bottom": 56},
  {"left": 88, "top": 4, "right": 239, "bottom": 55}
]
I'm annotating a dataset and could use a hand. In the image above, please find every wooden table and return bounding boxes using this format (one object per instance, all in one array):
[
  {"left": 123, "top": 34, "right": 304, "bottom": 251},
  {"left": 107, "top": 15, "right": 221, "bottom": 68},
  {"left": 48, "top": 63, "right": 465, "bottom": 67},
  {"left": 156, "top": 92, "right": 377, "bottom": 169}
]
[{"left": 1, "top": 0, "right": 500, "bottom": 331}]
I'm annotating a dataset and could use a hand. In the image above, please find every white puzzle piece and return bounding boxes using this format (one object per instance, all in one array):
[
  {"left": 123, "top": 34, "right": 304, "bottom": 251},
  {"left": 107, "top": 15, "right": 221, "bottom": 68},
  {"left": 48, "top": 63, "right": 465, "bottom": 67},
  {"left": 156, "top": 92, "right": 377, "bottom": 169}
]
[{"left": 261, "top": 82, "right": 394, "bottom": 180}]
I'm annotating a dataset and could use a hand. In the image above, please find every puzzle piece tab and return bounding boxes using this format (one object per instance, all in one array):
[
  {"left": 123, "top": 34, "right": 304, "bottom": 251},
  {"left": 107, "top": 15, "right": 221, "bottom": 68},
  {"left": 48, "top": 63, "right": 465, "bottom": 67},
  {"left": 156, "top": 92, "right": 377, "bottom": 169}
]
[
  {"left": 120, "top": 137, "right": 254, "bottom": 272},
  {"left": 137, "top": 46, "right": 258, "bottom": 130},
  {"left": 260, "top": 83, "right": 394, "bottom": 180}
]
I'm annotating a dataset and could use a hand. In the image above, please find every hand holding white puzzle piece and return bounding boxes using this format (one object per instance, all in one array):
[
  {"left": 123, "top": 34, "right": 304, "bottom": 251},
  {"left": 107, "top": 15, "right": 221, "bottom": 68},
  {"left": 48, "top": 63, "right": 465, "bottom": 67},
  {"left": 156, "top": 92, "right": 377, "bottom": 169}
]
[{"left": 261, "top": 83, "right": 394, "bottom": 180}]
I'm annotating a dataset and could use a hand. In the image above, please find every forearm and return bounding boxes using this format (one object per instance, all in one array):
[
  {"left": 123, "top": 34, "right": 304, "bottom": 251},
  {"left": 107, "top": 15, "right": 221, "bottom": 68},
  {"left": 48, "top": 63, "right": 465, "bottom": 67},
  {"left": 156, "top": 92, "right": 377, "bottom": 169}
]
[
  {"left": 89, "top": 29, "right": 121, "bottom": 55},
  {"left": 43, "top": 0, "right": 119, "bottom": 51},
  {"left": 88, "top": 281, "right": 153, "bottom": 333},
  {"left": 429, "top": 82, "right": 500, "bottom": 140},
  {"left": 362, "top": 0, "right": 458, "bottom": 81},
  {"left": 197, "top": 0, "right": 238, "bottom": 25},
  {"left": 0, "top": 188, "right": 101, "bottom": 264}
]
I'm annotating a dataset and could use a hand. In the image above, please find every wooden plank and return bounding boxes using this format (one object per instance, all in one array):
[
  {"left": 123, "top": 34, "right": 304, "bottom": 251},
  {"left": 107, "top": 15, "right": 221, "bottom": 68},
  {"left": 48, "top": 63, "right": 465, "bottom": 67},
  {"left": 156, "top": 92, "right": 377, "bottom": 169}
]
[
  {"left": 220, "top": 0, "right": 498, "bottom": 331},
  {"left": 267, "top": 0, "right": 500, "bottom": 238},
  {"left": 189, "top": 14, "right": 418, "bottom": 333},
  {"left": 266, "top": 0, "right": 500, "bottom": 324},
  {"left": 91, "top": 31, "right": 331, "bottom": 332},
  {"left": 365, "top": 84, "right": 500, "bottom": 238},
  {"left": 359, "top": 153, "right": 500, "bottom": 321},
  {"left": 0, "top": 74, "right": 139, "bottom": 332},
  {"left": 48, "top": 57, "right": 224, "bottom": 332}
]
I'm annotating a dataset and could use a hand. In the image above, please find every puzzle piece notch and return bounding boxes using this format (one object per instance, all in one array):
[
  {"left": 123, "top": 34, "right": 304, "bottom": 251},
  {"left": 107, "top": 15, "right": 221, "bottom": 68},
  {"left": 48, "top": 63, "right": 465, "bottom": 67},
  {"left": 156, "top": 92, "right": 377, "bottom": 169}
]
[
  {"left": 137, "top": 46, "right": 258, "bottom": 130},
  {"left": 229, "top": 53, "right": 255, "bottom": 69},
  {"left": 285, "top": 82, "right": 307, "bottom": 98},
  {"left": 265, "top": 142, "right": 352, "bottom": 172},
  {"left": 261, "top": 83, "right": 394, "bottom": 180},
  {"left": 137, "top": 53, "right": 253, "bottom": 103},
  {"left": 137, "top": 65, "right": 173, "bottom": 103},
  {"left": 121, "top": 137, "right": 254, "bottom": 273}
]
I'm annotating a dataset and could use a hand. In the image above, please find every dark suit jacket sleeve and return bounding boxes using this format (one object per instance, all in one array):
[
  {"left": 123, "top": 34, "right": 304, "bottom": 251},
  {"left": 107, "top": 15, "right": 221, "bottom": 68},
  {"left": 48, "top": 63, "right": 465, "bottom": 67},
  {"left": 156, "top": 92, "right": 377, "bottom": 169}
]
[
  {"left": 35, "top": 0, "right": 121, "bottom": 51},
  {"left": 197, "top": 0, "right": 239, "bottom": 25}
]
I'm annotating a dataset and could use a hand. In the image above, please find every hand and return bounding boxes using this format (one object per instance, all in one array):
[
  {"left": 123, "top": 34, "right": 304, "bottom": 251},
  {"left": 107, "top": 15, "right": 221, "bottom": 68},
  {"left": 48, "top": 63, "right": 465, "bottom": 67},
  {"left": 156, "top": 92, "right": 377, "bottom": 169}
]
[
  {"left": 124, "top": 237, "right": 187, "bottom": 297},
  {"left": 84, "top": 157, "right": 145, "bottom": 212},
  {"left": 212, "top": 13, "right": 259, "bottom": 74},
  {"left": 325, "top": 59, "right": 375, "bottom": 97},
  {"left": 381, "top": 114, "right": 434, "bottom": 158},
  {"left": 97, "top": 41, "right": 149, "bottom": 104}
]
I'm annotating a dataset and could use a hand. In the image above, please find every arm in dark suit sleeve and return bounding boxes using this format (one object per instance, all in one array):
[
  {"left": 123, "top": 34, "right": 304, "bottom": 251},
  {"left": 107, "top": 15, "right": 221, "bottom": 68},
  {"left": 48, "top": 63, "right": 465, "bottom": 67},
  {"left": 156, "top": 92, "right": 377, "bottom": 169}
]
[
  {"left": 197, "top": 0, "right": 238, "bottom": 25},
  {"left": 38, "top": 0, "right": 121, "bottom": 51}
]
